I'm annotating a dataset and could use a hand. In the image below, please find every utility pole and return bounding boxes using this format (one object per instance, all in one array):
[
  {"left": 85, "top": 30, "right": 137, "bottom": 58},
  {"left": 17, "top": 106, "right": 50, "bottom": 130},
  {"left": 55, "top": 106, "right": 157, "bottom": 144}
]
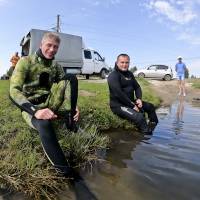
[
  {"left": 51, "top": 14, "right": 61, "bottom": 32},
  {"left": 56, "top": 14, "right": 61, "bottom": 32}
]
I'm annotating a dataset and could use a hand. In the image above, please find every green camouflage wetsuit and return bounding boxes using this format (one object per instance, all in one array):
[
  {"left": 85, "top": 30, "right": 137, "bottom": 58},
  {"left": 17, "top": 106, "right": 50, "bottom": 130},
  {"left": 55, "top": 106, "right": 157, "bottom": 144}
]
[{"left": 10, "top": 50, "right": 78, "bottom": 176}]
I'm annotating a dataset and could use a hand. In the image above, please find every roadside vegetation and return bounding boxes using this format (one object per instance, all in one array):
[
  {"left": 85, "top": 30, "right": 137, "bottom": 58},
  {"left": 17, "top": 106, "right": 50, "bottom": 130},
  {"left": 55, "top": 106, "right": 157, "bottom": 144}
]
[
  {"left": 189, "top": 78, "right": 200, "bottom": 89},
  {"left": 0, "top": 78, "right": 161, "bottom": 199}
]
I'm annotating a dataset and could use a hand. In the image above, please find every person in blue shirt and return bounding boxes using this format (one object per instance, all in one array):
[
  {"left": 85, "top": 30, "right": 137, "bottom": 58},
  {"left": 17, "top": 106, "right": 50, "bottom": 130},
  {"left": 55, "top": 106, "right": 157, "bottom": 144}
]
[{"left": 175, "top": 56, "right": 187, "bottom": 96}]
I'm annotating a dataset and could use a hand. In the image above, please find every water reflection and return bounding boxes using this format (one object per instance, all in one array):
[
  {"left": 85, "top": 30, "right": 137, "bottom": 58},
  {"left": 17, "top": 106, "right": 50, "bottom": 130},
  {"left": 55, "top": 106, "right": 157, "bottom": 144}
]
[
  {"left": 176, "top": 96, "right": 185, "bottom": 122},
  {"left": 173, "top": 96, "right": 185, "bottom": 134},
  {"left": 156, "top": 106, "right": 171, "bottom": 119},
  {"left": 106, "top": 131, "right": 149, "bottom": 168}
]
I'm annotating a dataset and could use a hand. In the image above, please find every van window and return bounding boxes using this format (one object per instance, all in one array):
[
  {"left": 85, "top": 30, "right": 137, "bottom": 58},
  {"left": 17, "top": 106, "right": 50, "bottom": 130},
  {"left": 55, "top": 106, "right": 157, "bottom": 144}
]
[
  {"left": 22, "top": 42, "right": 30, "bottom": 56},
  {"left": 21, "top": 39, "right": 30, "bottom": 56},
  {"left": 84, "top": 50, "right": 92, "bottom": 59}
]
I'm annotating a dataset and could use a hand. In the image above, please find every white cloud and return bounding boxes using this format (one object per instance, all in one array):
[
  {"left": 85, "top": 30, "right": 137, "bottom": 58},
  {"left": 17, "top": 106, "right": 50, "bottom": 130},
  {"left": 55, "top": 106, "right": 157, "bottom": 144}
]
[
  {"left": 177, "top": 32, "right": 200, "bottom": 45},
  {"left": 144, "top": 0, "right": 200, "bottom": 45},
  {"left": 110, "top": 0, "right": 121, "bottom": 4},
  {"left": 93, "top": 1, "right": 100, "bottom": 6},
  {"left": 0, "top": 0, "right": 7, "bottom": 6},
  {"left": 146, "top": 0, "right": 197, "bottom": 25},
  {"left": 176, "top": 1, "right": 184, "bottom": 6},
  {"left": 80, "top": 7, "right": 86, "bottom": 11},
  {"left": 86, "top": 0, "right": 121, "bottom": 7}
]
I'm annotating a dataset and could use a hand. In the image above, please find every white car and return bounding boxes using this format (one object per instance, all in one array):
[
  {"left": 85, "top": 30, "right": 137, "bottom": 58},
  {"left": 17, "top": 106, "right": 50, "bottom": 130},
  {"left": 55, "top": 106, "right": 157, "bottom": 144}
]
[{"left": 134, "top": 65, "right": 173, "bottom": 81}]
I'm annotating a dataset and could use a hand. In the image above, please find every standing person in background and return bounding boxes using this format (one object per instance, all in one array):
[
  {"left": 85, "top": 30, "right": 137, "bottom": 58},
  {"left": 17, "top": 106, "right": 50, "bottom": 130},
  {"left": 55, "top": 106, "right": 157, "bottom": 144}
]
[
  {"left": 9, "top": 52, "right": 20, "bottom": 76},
  {"left": 107, "top": 53, "right": 158, "bottom": 135},
  {"left": 175, "top": 56, "right": 187, "bottom": 96},
  {"left": 10, "top": 52, "right": 20, "bottom": 67}
]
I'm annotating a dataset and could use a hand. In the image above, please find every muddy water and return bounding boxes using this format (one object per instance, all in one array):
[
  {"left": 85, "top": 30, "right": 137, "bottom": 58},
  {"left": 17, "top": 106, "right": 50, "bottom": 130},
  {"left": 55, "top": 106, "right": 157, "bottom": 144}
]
[
  {"left": 1, "top": 98, "right": 200, "bottom": 200},
  {"left": 80, "top": 98, "right": 200, "bottom": 200}
]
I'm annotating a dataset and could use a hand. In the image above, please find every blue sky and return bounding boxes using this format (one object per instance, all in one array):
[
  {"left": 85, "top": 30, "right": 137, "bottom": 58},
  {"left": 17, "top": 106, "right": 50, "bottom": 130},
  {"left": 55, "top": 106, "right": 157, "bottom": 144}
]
[{"left": 0, "top": 0, "right": 200, "bottom": 77}]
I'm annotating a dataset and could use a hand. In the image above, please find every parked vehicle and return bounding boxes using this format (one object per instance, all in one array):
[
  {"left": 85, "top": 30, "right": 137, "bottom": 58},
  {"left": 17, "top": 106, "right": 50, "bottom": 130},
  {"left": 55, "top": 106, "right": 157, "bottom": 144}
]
[
  {"left": 20, "top": 29, "right": 109, "bottom": 79},
  {"left": 0, "top": 74, "right": 9, "bottom": 80},
  {"left": 134, "top": 65, "right": 173, "bottom": 81}
]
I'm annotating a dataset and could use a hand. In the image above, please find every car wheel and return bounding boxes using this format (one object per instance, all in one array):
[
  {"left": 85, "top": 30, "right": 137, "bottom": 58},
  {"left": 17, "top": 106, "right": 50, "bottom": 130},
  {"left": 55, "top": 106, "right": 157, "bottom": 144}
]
[
  {"left": 138, "top": 73, "right": 145, "bottom": 78},
  {"left": 100, "top": 69, "right": 108, "bottom": 79},
  {"left": 86, "top": 74, "right": 90, "bottom": 79},
  {"left": 164, "top": 74, "right": 171, "bottom": 81}
]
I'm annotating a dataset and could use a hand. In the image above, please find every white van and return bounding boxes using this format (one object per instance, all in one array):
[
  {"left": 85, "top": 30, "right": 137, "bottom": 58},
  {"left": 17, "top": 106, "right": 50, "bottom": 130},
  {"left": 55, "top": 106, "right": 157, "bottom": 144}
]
[{"left": 20, "top": 29, "right": 109, "bottom": 79}]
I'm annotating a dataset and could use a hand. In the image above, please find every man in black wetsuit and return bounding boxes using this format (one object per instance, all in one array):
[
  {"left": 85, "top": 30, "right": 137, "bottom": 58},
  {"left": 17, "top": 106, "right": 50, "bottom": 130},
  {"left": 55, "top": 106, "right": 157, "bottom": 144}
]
[{"left": 107, "top": 54, "right": 158, "bottom": 134}]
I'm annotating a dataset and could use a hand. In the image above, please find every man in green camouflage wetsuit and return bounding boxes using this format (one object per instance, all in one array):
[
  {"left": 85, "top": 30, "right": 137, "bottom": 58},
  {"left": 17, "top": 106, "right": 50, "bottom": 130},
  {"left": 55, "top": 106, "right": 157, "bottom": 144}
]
[{"left": 10, "top": 32, "right": 80, "bottom": 177}]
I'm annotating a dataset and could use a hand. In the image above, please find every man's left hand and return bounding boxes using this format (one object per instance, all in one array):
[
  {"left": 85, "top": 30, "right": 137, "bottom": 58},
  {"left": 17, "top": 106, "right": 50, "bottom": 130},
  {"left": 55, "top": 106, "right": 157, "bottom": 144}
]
[
  {"left": 136, "top": 99, "right": 143, "bottom": 108},
  {"left": 73, "top": 107, "right": 80, "bottom": 121}
]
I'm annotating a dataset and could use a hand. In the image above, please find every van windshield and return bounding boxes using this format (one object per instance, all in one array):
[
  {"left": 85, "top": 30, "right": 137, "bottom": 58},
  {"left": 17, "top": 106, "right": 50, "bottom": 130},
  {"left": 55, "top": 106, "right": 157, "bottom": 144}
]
[{"left": 94, "top": 51, "right": 103, "bottom": 61}]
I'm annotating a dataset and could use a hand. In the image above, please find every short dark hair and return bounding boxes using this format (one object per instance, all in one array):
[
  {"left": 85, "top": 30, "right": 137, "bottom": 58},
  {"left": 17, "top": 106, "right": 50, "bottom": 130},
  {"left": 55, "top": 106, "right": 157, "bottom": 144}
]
[{"left": 117, "top": 53, "right": 130, "bottom": 61}]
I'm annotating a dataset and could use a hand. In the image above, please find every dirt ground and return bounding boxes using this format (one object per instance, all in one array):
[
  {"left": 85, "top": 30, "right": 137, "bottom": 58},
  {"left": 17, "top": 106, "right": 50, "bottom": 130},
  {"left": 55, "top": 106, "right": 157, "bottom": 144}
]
[{"left": 149, "top": 79, "right": 200, "bottom": 106}]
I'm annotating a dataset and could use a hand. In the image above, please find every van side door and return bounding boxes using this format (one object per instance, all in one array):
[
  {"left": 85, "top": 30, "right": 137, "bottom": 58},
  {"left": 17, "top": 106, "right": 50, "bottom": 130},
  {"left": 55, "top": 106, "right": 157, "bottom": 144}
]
[
  {"left": 82, "top": 50, "right": 94, "bottom": 74},
  {"left": 93, "top": 51, "right": 105, "bottom": 73}
]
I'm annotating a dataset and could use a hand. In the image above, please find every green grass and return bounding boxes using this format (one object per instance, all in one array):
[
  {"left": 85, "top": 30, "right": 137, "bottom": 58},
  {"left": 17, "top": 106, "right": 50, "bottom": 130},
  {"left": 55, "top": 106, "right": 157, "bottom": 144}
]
[
  {"left": 0, "top": 80, "right": 9, "bottom": 94},
  {"left": 0, "top": 79, "right": 161, "bottom": 199},
  {"left": 188, "top": 78, "right": 200, "bottom": 89},
  {"left": 137, "top": 78, "right": 161, "bottom": 106}
]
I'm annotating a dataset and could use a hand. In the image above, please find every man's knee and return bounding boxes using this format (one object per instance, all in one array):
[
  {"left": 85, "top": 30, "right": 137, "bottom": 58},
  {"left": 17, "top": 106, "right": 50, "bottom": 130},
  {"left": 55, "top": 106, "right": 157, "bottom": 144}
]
[
  {"left": 38, "top": 120, "right": 52, "bottom": 129},
  {"left": 144, "top": 101, "right": 156, "bottom": 112},
  {"left": 33, "top": 119, "right": 52, "bottom": 132},
  {"left": 113, "top": 107, "right": 145, "bottom": 124},
  {"left": 149, "top": 102, "right": 156, "bottom": 111},
  {"left": 36, "top": 120, "right": 57, "bottom": 141},
  {"left": 133, "top": 112, "right": 145, "bottom": 125}
]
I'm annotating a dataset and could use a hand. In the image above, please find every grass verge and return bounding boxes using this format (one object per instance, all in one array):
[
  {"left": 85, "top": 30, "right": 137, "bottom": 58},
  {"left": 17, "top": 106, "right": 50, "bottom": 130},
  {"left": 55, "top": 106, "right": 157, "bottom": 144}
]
[{"left": 189, "top": 78, "right": 200, "bottom": 89}]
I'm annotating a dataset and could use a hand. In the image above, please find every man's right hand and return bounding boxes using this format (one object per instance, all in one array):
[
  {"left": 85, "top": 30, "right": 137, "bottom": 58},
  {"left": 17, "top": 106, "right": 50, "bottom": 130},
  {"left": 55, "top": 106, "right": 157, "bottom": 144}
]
[
  {"left": 133, "top": 105, "right": 140, "bottom": 112},
  {"left": 34, "top": 108, "right": 57, "bottom": 120}
]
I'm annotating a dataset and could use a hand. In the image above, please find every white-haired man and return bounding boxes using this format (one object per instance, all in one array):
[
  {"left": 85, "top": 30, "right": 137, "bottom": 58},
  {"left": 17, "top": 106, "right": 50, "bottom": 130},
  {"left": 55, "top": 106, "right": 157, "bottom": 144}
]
[{"left": 10, "top": 32, "right": 80, "bottom": 177}]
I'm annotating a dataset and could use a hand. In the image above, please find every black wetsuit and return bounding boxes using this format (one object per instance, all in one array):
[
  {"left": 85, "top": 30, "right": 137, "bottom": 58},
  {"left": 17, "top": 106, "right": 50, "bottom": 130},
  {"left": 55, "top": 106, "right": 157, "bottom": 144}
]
[{"left": 107, "top": 66, "right": 158, "bottom": 133}]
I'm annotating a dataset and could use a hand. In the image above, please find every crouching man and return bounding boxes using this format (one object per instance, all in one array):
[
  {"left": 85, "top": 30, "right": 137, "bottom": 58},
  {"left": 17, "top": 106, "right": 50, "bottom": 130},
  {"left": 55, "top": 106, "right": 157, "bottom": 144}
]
[{"left": 10, "top": 32, "right": 80, "bottom": 176}]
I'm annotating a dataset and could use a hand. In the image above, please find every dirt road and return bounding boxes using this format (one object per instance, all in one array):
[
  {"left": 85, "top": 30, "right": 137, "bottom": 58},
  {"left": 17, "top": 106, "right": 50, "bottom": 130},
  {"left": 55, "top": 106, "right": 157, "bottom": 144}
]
[{"left": 149, "top": 79, "right": 200, "bottom": 106}]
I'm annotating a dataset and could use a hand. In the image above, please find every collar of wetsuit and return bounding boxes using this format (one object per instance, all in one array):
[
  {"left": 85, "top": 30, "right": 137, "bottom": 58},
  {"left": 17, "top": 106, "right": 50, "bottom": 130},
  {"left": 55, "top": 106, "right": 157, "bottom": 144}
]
[
  {"left": 36, "top": 48, "right": 55, "bottom": 61},
  {"left": 114, "top": 64, "right": 129, "bottom": 76}
]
